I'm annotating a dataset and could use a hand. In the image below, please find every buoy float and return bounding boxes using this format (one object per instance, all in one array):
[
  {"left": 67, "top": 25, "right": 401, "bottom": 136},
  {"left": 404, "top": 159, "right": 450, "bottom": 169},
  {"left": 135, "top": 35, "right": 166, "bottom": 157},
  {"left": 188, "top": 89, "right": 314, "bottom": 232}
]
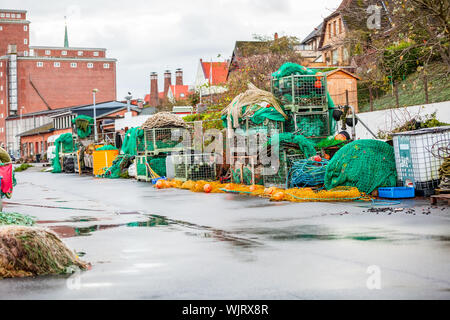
[
  {"left": 203, "top": 184, "right": 212, "bottom": 193},
  {"left": 272, "top": 192, "right": 284, "bottom": 201},
  {"left": 155, "top": 180, "right": 164, "bottom": 189}
]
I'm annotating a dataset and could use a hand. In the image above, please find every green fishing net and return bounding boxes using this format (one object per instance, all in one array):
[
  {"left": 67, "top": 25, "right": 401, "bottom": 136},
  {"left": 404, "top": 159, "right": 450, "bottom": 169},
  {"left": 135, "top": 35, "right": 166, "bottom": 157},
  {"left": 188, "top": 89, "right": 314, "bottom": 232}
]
[
  {"left": 266, "top": 132, "right": 316, "bottom": 158},
  {"left": 96, "top": 145, "right": 118, "bottom": 151},
  {"left": 52, "top": 133, "right": 74, "bottom": 173},
  {"left": 122, "top": 127, "right": 144, "bottom": 156},
  {"left": 72, "top": 115, "right": 94, "bottom": 139},
  {"left": 324, "top": 140, "right": 397, "bottom": 194}
]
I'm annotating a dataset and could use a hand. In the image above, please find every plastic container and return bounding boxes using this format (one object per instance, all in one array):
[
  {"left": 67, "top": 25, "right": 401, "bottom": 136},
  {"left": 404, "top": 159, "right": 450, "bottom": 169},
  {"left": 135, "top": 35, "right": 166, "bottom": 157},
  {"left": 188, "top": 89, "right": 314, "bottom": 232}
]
[
  {"left": 152, "top": 177, "right": 166, "bottom": 184},
  {"left": 392, "top": 126, "right": 450, "bottom": 196},
  {"left": 92, "top": 149, "right": 119, "bottom": 176},
  {"left": 378, "top": 187, "right": 415, "bottom": 199}
]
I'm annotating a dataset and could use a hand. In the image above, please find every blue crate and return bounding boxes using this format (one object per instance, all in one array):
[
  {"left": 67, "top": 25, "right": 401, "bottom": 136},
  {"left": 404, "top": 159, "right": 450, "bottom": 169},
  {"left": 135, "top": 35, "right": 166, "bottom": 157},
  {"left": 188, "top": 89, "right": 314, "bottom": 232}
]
[
  {"left": 378, "top": 187, "right": 415, "bottom": 199},
  {"left": 151, "top": 176, "right": 166, "bottom": 184}
]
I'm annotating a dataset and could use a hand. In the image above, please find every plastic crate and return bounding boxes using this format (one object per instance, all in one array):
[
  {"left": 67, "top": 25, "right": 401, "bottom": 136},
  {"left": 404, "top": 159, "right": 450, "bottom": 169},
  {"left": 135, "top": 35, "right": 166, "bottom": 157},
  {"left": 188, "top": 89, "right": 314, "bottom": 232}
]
[
  {"left": 392, "top": 126, "right": 450, "bottom": 195},
  {"left": 378, "top": 187, "right": 415, "bottom": 199}
]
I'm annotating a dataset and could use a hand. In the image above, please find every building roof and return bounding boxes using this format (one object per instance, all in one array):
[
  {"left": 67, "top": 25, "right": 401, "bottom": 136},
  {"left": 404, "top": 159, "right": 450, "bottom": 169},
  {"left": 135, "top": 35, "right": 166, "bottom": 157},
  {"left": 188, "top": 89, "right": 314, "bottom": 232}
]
[
  {"left": 301, "top": 23, "right": 323, "bottom": 44},
  {"left": 17, "top": 122, "right": 54, "bottom": 137},
  {"left": 0, "top": 9, "right": 27, "bottom": 13},
  {"left": 70, "top": 100, "right": 139, "bottom": 118},
  {"left": 169, "top": 84, "right": 192, "bottom": 99},
  {"left": 325, "top": 68, "right": 360, "bottom": 80},
  {"left": 201, "top": 60, "right": 228, "bottom": 85},
  {"left": 144, "top": 92, "right": 165, "bottom": 104}
]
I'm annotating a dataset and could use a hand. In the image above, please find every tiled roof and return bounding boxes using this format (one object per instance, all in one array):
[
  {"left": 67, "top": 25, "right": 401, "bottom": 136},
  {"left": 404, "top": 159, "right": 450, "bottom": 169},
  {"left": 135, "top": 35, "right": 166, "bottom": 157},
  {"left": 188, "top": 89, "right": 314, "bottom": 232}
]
[
  {"left": 18, "top": 122, "right": 54, "bottom": 137},
  {"left": 201, "top": 61, "right": 228, "bottom": 85},
  {"left": 301, "top": 22, "right": 323, "bottom": 44},
  {"left": 169, "top": 85, "right": 192, "bottom": 99}
]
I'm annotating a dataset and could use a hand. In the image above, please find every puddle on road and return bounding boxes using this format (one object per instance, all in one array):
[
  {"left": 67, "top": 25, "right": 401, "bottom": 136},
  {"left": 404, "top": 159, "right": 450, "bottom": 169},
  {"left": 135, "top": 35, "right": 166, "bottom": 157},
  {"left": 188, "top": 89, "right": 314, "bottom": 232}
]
[
  {"left": 46, "top": 215, "right": 170, "bottom": 238},
  {"left": 42, "top": 213, "right": 260, "bottom": 248},
  {"left": 4, "top": 201, "right": 105, "bottom": 212}
]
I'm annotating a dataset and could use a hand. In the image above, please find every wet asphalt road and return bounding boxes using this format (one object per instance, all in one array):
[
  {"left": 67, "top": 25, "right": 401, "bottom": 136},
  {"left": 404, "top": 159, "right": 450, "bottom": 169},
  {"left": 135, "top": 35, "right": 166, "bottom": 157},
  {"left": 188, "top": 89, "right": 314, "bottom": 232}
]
[{"left": 1, "top": 166, "right": 449, "bottom": 299}]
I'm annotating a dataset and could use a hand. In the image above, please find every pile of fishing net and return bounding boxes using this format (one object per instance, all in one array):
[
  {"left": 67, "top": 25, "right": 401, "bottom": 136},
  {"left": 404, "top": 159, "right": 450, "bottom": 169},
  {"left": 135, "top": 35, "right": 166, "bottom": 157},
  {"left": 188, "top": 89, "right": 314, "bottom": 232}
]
[
  {"left": 324, "top": 140, "right": 397, "bottom": 194},
  {"left": 72, "top": 115, "right": 94, "bottom": 139},
  {"left": 52, "top": 133, "right": 74, "bottom": 173},
  {"left": 101, "top": 155, "right": 133, "bottom": 179},
  {"left": 141, "top": 112, "right": 188, "bottom": 130},
  {"left": 122, "top": 127, "right": 144, "bottom": 156},
  {"left": 154, "top": 179, "right": 369, "bottom": 203},
  {"left": 221, "top": 83, "right": 288, "bottom": 129},
  {"left": 96, "top": 145, "right": 118, "bottom": 151},
  {"left": 0, "top": 226, "right": 88, "bottom": 278},
  {"left": 265, "top": 132, "right": 317, "bottom": 158},
  {"left": 289, "top": 159, "right": 328, "bottom": 188},
  {"left": 438, "top": 157, "right": 450, "bottom": 190},
  {"left": 0, "top": 212, "right": 34, "bottom": 226}
]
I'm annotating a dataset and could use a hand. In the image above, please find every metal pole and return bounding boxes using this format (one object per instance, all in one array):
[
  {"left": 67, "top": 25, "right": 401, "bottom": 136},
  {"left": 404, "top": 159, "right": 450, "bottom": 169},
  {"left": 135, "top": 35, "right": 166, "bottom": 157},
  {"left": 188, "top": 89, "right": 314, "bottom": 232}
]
[{"left": 93, "top": 91, "right": 98, "bottom": 142}]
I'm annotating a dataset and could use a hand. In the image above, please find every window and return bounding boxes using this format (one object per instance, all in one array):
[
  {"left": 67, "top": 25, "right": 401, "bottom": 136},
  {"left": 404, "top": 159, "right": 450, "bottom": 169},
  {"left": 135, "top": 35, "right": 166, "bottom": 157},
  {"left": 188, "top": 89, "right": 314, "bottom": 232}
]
[
  {"left": 338, "top": 19, "right": 342, "bottom": 34},
  {"left": 0, "top": 100, "right": 3, "bottom": 105},
  {"left": 78, "top": 51, "right": 83, "bottom": 56},
  {"left": 45, "top": 50, "right": 51, "bottom": 55},
  {"left": 93, "top": 51, "right": 99, "bottom": 56},
  {"left": 0, "top": 26, "right": 3, "bottom": 31},
  {"left": 24, "top": 38, "right": 27, "bottom": 45},
  {"left": 61, "top": 50, "right": 67, "bottom": 56},
  {"left": 11, "top": 14, "right": 15, "bottom": 18},
  {"left": 0, "top": 86, "right": 2, "bottom": 91},
  {"left": 180, "top": 93, "right": 185, "bottom": 98},
  {"left": 0, "top": 14, "right": 4, "bottom": 18},
  {"left": 37, "top": 62, "right": 43, "bottom": 67},
  {"left": 333, "top": 21, "right": 336, "bottom": 36},
  {"left": 23, "top": 50, "right": 28, "bottom": 56},
  {"left": 24, "top": 25, "right": 27, "bottom": 31},
  {"left": 70, "top": 62, "right": 77, "bottom": 68},
  {"left": 54, "top": 62, "right": 60, "bottom": 68},
  {"left": 16, "top": 14, "right": 21, "bottom": 18},
  {"left": 328, "top": 24, "right": 331, "bottom": 39},
  {"left": 0, "top": 72, "right": 2, "bottom": 77},
  {"left": 332, "top": 49, "right": 338, "bottom": 65},
  {"left": 103, "top": 63, "right": 110, "bottom": 69},
  {"left": 5, "top": 14, "right": 10, "bottom": 18},
  {"left": 87, "top": 63, "right": 94, "bottom": 68}
]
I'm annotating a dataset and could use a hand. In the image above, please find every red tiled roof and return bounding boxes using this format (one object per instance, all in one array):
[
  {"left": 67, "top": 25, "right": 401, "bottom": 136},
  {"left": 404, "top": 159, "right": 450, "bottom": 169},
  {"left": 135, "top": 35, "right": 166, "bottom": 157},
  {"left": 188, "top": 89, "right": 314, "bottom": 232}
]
[
  {"left": 144, "top": 92, "right": 167, "bottom": 104},
  {"left": 169, "top": 85, "right": 192, "bottom": 99},
  {"left": 201, "top": 61, "right": 228, "bottom": 85}
]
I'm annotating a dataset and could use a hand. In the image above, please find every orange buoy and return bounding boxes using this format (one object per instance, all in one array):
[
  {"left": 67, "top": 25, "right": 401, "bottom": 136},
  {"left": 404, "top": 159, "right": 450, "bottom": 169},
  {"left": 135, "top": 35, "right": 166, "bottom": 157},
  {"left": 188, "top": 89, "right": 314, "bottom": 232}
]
[
  {"left": 155, "top": 180, "right": 164, "bottom": 189},
  {"left": 335, "top": 133, "right": 347, "bottom": 141},
  {"left": 225, "top": 183, "right": 233, "bottom": 190},
  {"left": 249, "top": 185, "right": 257, "bottom": 192},
  {"left": 264, "top": 187, "right": 276, "bottom": 195},
  {"left": 203, "top": 184, "right": 212, "bottom": 193},
  {"left": 272, "top": 192, "right": 284, "bottom": 201},
  {"left": 324, "top": 153, "right": 331, "bottom": 160},
  {"left": 314, "top": 80, "right": 322, "bottom": 88}
]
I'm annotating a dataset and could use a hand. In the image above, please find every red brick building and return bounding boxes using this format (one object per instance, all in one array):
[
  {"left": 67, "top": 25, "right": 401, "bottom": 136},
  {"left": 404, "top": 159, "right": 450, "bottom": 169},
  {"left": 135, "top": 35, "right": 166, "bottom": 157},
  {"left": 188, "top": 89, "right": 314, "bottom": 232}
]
[{"left": 0, "top": 9, "right": 117, "bottom": 156}]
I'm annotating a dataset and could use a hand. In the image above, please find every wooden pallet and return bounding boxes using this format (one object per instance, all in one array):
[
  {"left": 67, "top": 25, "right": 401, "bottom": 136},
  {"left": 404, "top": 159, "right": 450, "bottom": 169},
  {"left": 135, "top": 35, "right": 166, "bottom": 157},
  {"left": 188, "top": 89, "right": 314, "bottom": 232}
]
[
  {"left": 430, "top": 193, "right": 450, "bottom": 205},
  {"left": 434, "top": 189, "right": 450, "bottom": 195}
]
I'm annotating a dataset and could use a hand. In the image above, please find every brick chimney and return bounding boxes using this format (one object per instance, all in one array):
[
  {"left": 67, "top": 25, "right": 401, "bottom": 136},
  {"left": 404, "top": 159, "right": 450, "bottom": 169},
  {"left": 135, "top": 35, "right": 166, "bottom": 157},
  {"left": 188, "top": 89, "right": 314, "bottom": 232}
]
[
  {"left": 274, "top": 32, "right": 278, "bottom": 40},
  {"left": 150, "top": 72, "right": 159, "bottom": 107},
  {"left": 164, "top": 70, "right": 171, "bottom": 96},
  {"left": 175, "top": 68, "right": 183, "bottom": 85}
]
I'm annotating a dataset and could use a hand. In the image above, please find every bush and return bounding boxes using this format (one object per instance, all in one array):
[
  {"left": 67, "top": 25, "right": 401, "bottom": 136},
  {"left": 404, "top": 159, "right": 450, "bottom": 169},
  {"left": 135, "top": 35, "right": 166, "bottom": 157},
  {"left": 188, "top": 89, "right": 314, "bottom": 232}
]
[{"left": 14, "top": 163, "right": 33, "bottom": 172}]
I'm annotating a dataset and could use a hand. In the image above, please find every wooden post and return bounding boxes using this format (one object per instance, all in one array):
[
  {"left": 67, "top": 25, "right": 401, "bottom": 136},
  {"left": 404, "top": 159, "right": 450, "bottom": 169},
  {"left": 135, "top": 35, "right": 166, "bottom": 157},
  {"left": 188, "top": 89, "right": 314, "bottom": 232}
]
[
  {"left": 394, "top": 81, "right": 399, "bottom": 108},
  {"left": 369, "top": 86, "right": 374, "bottom": 112},
  {"left": 345, "top": 89, "right": 349, "bottom": 106},
  {"left": 423, "top": 74, "right": 429, "bottom": 104}
]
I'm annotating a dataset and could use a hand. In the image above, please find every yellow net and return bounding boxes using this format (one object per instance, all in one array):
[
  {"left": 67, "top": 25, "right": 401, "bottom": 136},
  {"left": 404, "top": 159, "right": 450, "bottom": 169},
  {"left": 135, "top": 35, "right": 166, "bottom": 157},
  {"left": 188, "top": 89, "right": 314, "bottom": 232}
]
[{"left": 156, "top": 179, "right": 370, "bottom": 203}]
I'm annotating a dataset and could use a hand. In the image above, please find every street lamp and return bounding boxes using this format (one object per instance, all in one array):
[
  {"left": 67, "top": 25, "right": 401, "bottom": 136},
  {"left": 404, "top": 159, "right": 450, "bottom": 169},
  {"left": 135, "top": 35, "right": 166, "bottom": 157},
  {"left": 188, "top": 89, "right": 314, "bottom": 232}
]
[
  {"left": 92, "top": 88, "right": 99, "bottom": 142},
  {"left": 125, "top": 92, "right": 132, "bottom": 112}
]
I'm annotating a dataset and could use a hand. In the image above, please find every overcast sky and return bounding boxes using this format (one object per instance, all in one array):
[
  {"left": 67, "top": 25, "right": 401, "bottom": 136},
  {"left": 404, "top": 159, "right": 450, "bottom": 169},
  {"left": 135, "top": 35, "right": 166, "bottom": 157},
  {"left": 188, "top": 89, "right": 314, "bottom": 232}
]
[{"left": 5, "top": 0, "right": 342, "bottom": 100}]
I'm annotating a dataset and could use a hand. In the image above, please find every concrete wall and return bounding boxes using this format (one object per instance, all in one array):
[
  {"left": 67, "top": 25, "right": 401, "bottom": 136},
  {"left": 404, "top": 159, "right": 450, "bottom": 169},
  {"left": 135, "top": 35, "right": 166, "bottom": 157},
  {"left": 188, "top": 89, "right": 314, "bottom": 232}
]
[{"left": 354, "top": 101, "right": 450, "bottom": 140}]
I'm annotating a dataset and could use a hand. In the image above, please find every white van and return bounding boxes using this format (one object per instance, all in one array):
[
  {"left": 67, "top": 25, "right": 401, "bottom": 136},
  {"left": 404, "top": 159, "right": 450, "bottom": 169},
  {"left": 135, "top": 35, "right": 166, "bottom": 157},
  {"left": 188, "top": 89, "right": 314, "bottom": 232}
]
[{"left": 46, "top": 134, "right": 62, "bottom": 161}]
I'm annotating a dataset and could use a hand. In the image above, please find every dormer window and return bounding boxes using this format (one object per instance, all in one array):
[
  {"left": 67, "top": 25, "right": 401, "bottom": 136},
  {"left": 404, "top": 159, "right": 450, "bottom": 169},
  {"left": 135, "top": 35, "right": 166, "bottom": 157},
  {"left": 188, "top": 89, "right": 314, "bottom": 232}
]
[
  {"left": 61, "top": 50, "right": 67, "bottom": 56},
  {"left": 93, "top": 51, "right": 99, "bottom": 56}
]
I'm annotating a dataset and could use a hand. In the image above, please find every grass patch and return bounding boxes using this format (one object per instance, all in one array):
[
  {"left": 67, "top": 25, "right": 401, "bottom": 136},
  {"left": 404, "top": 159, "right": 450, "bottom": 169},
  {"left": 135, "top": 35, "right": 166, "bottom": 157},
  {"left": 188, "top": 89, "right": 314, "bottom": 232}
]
[
  {"left": 359, "top": 62, "right": 450, "bottom": 113},
  {"left": 14, "top": 163, "right": 33, "bottom": 172}
]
